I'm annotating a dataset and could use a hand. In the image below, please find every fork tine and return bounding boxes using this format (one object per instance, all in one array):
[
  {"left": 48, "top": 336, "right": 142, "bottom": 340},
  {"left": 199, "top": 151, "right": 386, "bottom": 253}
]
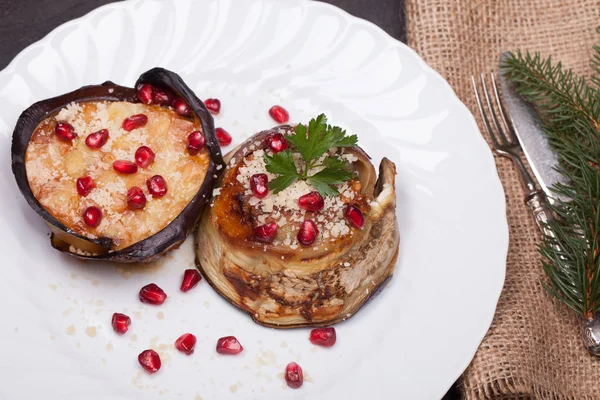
[
  {"left": 480, "top": 74, "right": 511, "bottom": 146},
  {"left": 490, "top": 72, "right": 518, "bottom": 143},
  {"left": 471, "top": 75, "right": 501, "bottom": 149}
]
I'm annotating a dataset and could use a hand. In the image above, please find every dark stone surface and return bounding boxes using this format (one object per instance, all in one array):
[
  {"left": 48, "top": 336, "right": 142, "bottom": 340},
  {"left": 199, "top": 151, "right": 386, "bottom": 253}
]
[
  {"left": 0, "top": 0, "right": 405, "bottom": 70},
  {"left": 0, "top": 0, "right": 460, "bottom": 399}
]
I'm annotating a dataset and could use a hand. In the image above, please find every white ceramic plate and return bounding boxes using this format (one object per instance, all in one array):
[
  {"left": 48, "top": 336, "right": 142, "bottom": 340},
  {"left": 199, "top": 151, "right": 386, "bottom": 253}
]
[{"left": 0, "top": 1, "right": 508, "bottom": 399}]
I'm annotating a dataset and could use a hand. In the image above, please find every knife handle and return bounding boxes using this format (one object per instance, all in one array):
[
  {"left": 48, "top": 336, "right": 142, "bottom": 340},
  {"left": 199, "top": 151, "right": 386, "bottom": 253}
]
[{"left": 525, "top": 190, "right": 555, "bottom": 238}]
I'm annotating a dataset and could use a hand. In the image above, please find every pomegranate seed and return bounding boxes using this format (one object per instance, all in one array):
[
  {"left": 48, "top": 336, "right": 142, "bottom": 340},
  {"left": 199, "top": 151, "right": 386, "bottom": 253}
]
[
  {"left": 180, "top": 269, "right": 202, "bottom": 292},
  {"left": 83, "top": 206, "right": 102, "bottom": 228},
  {"left": 55, "top": 122, "right": 77, "bottom": 142},
  {"left": 204, "top": 98, "right": 221, "bottom": 115},
  {"left": 113, "top": 160, "right": 138, "bottom": 174},
  {"left": 174, "top": 333, "right": 197, "bottom": 355},
  {"left": 187, "top": 131, "right": 206, "bottom": 155},
  {"left": 152, "top": 87, "right": 173, "bottom": 106},
  {"left": 136, "top": 83, "right": 153, "bottom": 105},
  {"left": 285, "top": 362, "right": 303, "bottom": 389},
  {"left": 250, "top": 173, "right": 269, "bottom": 199},
  {"left": 138, "top": 349, "right": 161, "bottom": 374},
  {"left": 216, "top": 127, "right": 232, "bottom": 146},
  {"left": 85, "top": 129, "right": 109, "bottom": 149},
  {"left": 309, "top": 327, "right": 336, "bottom": 347},
  {"left": 126, "top": 186, "right": 147, "bottom": 210},
  {"left": 172, "top": 97, "right": 190, "bottom": 116},
  {"left": 345, "top": 205, "right": 365, "bottom": 229},
  {"left": 269, "top": 105, "right": 289, "bottom": 124},
  {"left": 76, "top": 176, "right": 95, "bottom": 197},
  {"left": 298, "top": 191, "right": 324, "bottom": 212},
  {"left": 266, "top": 133, "right": 289, "bottom": 153},
  {"left": 139, "top": 283, "right": 167, "bottom": 305},
  {"left": 216, "top": 336, "right": 243, "bottom": 355},
  {"left": 122, "top": 114, "right": 148, "bottom": 131},
  {"left": 297, "top": 220, "right": 319, "bottom": 246},
  {"left": 147, "top": 175, "right": 168, "bottom": 198},
  {"left": 111, "top": 313, "right": 131, "bottom": 334},
  {"left": 135, "top": 146, "right": 155, "bottom": 168},
  {"left": 254, "top": 222, "right": 278, "bottom": 243}
]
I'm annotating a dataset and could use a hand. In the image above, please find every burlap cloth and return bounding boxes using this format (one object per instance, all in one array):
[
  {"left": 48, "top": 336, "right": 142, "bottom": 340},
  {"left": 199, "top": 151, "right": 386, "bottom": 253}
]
[{"left": 404, "top": 1, "right": 600, "bottom": 399}]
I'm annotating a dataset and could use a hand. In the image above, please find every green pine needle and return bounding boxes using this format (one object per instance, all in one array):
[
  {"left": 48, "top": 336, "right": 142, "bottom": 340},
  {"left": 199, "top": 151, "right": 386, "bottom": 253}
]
[{"left": 501, "top": 43, "right": 600, "bottom": 318}]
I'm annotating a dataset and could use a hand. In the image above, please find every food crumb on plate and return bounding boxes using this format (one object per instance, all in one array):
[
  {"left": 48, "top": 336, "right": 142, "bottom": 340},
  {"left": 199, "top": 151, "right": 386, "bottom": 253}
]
[
  {"left": 85, "top": 326, "right": 97, "bottom": 337},
  {"left": 62, "top": 307, "right": 75, "bottom": 317}
]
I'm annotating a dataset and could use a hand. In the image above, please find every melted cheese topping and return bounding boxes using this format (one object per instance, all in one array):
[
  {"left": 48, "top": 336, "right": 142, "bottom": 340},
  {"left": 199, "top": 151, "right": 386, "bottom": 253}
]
[{"left": 25, "top": 101, "right": 209, "bottom": 250}]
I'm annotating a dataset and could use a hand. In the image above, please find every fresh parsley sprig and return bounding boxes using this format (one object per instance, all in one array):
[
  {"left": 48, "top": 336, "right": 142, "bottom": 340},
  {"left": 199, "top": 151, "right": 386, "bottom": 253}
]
[{"left": 264, "top": 114, "right": 358, "bottom": 196}]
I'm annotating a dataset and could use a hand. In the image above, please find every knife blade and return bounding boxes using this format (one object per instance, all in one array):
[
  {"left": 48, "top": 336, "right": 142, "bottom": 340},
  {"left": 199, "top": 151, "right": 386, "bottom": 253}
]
[{"left": 498, "top": 52, "right": 569, "bottom": 202}]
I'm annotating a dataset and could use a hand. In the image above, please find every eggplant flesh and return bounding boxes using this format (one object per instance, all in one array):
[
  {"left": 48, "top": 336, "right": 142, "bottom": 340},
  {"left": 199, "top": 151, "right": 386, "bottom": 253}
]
[
  {"left": 196, "top": 127, "right": 399, "bottom": 328},
  {"left": 11, "top": 68, "right": 225, "bottom": 263}
]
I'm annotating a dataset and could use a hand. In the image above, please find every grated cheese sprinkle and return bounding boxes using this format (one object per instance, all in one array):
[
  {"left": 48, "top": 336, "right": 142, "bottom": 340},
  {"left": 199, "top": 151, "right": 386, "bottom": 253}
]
[
  {"left": 225, "top": 144, "right": 362, "bottom": 248},
  {"left": 25, "top": 100, "right": 209, "bottom": 250}
]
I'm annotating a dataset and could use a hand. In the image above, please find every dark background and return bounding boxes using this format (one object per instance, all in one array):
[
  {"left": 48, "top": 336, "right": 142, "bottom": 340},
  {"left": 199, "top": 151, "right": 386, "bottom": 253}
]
[
  {"left": 0, "top": 0, "right": 458, "bottom": 398},
  {"left": 0, "top": 0, "right": 406, "bottom": 70}
]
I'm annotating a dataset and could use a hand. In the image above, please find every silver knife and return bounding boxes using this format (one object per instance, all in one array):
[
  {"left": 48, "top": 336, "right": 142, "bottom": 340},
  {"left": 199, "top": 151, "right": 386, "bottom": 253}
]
[
  {"left": 498, "top": 54, "right": 600, "bottom": 354},
  {"left": 498, "top": 51, "right": 569, "bottom": 202}
]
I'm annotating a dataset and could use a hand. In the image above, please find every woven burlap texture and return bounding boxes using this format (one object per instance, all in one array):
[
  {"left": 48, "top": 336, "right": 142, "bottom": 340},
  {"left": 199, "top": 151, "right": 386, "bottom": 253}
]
[{"left": 405, "top": 1, "right": 600, "bottom": 399}]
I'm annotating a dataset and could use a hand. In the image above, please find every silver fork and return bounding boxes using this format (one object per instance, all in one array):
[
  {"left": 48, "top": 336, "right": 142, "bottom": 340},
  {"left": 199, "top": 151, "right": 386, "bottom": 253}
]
[
  {"left": 471, "top": 73, "right": 539, "bottom": 193},
  {"left": 471, "top": 73, "right": 554, "bottom": 237}
]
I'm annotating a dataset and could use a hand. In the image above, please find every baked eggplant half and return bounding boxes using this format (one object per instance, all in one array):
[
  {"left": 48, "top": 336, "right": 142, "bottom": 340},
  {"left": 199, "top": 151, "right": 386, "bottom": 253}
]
[
  {"left": 196, "top": 117, "right": 399, "bottom": 328},
  {"left": 11, "top": 68, "right": 225, "bottom": 262}
]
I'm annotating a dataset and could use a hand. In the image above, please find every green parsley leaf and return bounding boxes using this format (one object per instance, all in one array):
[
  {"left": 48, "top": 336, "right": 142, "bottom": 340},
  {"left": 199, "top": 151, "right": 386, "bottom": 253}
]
[
  {"left": 332, "top": 130, "right": 358, "bottom": 148},
  {"left": 287, "top": 114, "right": 358, "bottom": 172},
  {"left": 323, "top": 125, "right": 358, "bottom": 149},
  {"left": 321, "top": 156, "right": 348, "bottom": 170},
  {"left": 309, "top": 126, "right": 356, "bottom": 159},
  {"left": 287, "top": 114, "right": 328, "bottom": 164},
  {"left": 307, "top": 167, "right": 353, "bottom": 197},
  {"left": 268, "top": 175, "right": 300, "bottom": 194},
  {"left": 264, "top": 150, "right": 299, "bottom": 176},
  {"left": 308, "top": 180, "right": 340, "bottom": 197},
  {"left": 264, "top": 150, "right": 300, "bottom": 193},
  {"left": 263, "top": 114, "right": 358, "bottom": 196}
]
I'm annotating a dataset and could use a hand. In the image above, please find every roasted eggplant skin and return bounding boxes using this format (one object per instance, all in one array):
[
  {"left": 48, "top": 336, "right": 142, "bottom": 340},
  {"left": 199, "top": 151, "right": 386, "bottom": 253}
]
[
  {"left": 11, "top": 68, "right": 225, "bottom": 262},
  {"left": 196, "top": 127, "right": 400, "bottom": 328}
]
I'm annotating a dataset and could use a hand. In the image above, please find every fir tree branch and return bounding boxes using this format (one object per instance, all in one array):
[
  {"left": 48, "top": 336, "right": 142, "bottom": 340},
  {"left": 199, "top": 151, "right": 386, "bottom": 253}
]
[
  {"left": 502, "top": 49, "right": 600, "bottom": 318},
  {"left": 502, "top": 51, "right": 600, "bottom": 136}
]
